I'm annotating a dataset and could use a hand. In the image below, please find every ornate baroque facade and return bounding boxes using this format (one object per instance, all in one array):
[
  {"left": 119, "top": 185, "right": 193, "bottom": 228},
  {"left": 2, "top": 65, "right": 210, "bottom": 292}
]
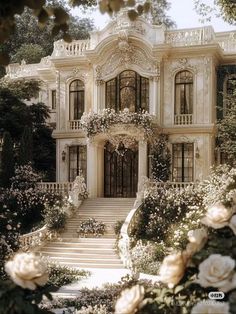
[{"left": 6, "top": 10, "right": 236, "bottom": 197}]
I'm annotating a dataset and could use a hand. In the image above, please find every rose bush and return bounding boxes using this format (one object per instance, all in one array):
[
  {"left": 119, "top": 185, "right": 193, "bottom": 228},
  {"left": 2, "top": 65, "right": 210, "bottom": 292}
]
[{"left": 5, "top": 252, "right": 48, "bottom": 290}]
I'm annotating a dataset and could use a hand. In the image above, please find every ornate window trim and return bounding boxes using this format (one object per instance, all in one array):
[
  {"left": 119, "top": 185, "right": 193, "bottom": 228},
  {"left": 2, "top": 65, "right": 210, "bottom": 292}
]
[{"left": 171, "top": 68, "right": 196, "bottom": 125}]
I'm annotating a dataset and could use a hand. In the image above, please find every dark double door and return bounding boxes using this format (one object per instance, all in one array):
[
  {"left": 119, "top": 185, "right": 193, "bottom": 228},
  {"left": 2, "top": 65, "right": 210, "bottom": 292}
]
[{"left": 104, "top": 142, "right": 138, "bottom": 198}]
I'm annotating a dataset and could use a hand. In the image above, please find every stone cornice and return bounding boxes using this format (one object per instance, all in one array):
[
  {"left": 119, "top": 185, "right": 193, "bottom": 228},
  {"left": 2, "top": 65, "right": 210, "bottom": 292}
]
[{"left": 52, "top": 130, "right": 85, "bottom": 139}]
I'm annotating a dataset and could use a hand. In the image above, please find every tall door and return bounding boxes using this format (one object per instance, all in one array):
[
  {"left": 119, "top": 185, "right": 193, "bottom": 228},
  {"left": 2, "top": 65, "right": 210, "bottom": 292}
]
[{"left": 104, "top": 142, "right": 138, "bottom": 197}]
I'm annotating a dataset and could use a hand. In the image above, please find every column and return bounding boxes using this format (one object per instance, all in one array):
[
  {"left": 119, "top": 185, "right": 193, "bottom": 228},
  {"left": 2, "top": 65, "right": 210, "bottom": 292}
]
[
  {"left": 149, "top": 76, "right": 160, "bottom": 122},
  {"left": 138, "top": 140, "right": 148, "bottom": 187},
  {"left": 87, "top": 141, "right": 98, "bottom": 197},
  {"left": 94, "top": 80, "right": 105, "bottom": 113}
]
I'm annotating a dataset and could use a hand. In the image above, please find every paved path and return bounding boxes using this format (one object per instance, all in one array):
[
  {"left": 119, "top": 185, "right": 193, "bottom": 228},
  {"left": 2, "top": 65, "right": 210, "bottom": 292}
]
[{"left": 53, "top": 268, "right": 131, "bottom": 297}]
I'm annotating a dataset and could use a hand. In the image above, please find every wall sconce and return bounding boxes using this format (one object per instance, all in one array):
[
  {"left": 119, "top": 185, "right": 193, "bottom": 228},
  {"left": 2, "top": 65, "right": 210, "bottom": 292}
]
[
  {"left": 61, "top": 150, "right": 66, "bottom": 161},
  {"left": 195, "top": 146, "right": 200, "bottom": 159}
]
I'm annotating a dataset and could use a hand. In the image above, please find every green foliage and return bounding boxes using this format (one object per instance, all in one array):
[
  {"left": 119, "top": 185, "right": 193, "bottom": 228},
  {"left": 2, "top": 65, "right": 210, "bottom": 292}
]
[
  {"left": 0, "top": 132, "right": 15, "bottom": 188},
  {"left": 12, "top": 44, "right": 46, "bottom": 64},
  {"left": 131, "top": 240, "right": 166, "bottom": 274},
  {"left": 113, "top": 220, "right": 124, "bottom": 235},
  {"left": 77, "top": 218, "right": 106, "bottom": 237},
  {"left": 0, "top": 78, "right": 40, "bottom": 100},
  {"left": 0, "top": 88, "right": 30, "bottom": 141},
  {"left": 43, "top": 202, "right": 67, "bottom": 231},
  {"left": 150, "top": 0, "right": 176, "bottom": 28},
  {"left": 133, "top": 185, "right": 203, "bottom": 242},
  {"left": 47, "top": 263, "right": 90, "bottom": 287},
  {"left": 18, "top": 127, "right": 33, "bottom": 165},
  {"left": 150, "top": 134, "right": 171, "bottom": 182},
  {"left": 0, "top": 279, "right": 56, "bottom": 314},
  {"left": 194, "top": 0, "right": 236, "bottom": 25},
  {"left": 0, "top": 79, "right": 55, "bottom": 179},
  {"left": 2, "top": 4, "right": 94, "bottom": 64},
  {"left": 10, "top": 163, "right": 42, "bottom": 190},
  {"left": 217, "top": 90, "right": 236, "bottom": 166}
]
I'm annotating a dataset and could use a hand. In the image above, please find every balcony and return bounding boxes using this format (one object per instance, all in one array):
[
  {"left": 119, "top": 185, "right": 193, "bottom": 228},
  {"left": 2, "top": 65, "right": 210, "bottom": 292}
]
[
  {"left": 174, "top": 114, "right": 193, "bottom": 125},
  {"left": 68, "top": 120, "right": 81, "bottom": 130}
]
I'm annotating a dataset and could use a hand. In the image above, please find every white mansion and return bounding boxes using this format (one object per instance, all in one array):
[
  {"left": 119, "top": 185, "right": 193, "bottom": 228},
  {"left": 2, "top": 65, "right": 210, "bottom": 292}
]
[{"left": 6, "top": 10, "right": 236, "bottom": 198}]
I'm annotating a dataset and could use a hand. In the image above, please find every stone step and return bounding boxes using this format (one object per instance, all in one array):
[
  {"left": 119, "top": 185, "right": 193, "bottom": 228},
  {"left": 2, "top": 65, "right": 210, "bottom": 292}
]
[
  {"left": 59, "top": 237, "right": 116, "bottom": 242},
  {"left": 44, "top": 242, "right": 115, "bottom": 248},
  {"left": 41, "top": 247, "right": 115, "bottom": 254},
  {"left": 50, "top": 261, "right": 124, "bottom": 269},
  {"left": 41, "top": 251, "right": 118, "bottom": 258},
  {"left": 43, "top": 256, "right": 122, "bottom": 264}
]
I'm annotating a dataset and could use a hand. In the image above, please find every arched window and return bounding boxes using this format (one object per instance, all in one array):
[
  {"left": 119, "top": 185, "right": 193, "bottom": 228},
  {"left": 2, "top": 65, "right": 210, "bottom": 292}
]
[
  {"left": 106, "top": 70, "right": 149, "bottom": 112},
  {"left": 175, "top": 71, "right": 193, "bottom": 115},
  {"left": 69, "top": 80, "right": 85, "bottom": 120}
]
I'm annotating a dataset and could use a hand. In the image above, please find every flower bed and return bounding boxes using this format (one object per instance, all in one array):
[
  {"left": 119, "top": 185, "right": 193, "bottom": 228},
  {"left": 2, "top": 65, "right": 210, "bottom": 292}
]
[{"left": 77, "top": 218, "right": 106, "bottom": 237}]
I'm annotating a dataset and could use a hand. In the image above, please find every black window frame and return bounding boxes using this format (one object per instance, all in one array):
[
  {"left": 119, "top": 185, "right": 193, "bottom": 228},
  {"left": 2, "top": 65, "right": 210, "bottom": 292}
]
[
  {"left": 69, "top": 80, "right": 85, "bottom": 120},
  {"left": 51, "top": 89, "right": 56, "bottom": 110},
  {"left": 172, "top": 143, "right": 194, "bottom": 182},
  {"left": 105, "top": 70, "right": 149, "bottom": 112},
  {"left": 68, "top": 145, "right": 87, "bottom": 182},
  {"left": 175, "top": 70, "right": 193, "bottom": 115}
]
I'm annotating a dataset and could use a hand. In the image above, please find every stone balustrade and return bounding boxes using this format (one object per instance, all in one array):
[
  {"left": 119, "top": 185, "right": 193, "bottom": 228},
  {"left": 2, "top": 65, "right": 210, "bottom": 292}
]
[
  {"left": 37, "top": 182, "right": 73, "bottom": 195},
  {"left": 174, "top": 114, "right": 193, "bottom": 125},
  {"left": 166, "top": 26, "right": 215, "bottom": 46},
  {"left": 68, "top": 120, "right": 81, "bottom": 130},
  {"left": 52, "top": 39, "right": 90, "bottom": 57},
  {"left": 216, "top": 31, "right": 236, "bottom": 53},
  {"left": 19, "top": 225, "right": 57, "bottom": 252},
  {"left": 118, "top": 200, "right": 142, "bottom": 268}
]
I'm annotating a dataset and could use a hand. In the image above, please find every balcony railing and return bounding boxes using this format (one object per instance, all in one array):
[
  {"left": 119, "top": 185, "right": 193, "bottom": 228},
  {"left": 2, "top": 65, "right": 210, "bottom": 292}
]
[
  {"left": 69, "top": 120, "right": 81, "bottom": 130},
  {"left": 174, "top": 114, "right": 193, "bottom": 125},
  {"left": 37, "top": 182, "right": 73, "bottom": 195},
  {"left": 52, "top": 39, "right": 90, "bottom": 57}
]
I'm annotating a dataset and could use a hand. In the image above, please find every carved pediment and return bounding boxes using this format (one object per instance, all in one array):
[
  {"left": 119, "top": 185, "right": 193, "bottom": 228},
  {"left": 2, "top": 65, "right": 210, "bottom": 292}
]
[{"left": 96, "top": 32, "right": 160, "bottom": 81}]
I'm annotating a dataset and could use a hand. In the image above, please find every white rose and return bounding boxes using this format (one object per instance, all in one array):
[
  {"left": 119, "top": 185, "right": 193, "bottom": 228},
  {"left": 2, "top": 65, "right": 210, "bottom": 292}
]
[
  {"left": 197, "top": 254, "right": 236, "bottom": 292},
  {"left": 5, "top": 253, "right": 48, "bottom": 290},
  {"left": 201, "top": 202, "right": 235, "bottom": 229},
  {"left": 115, "top": 285, "right": 145, "bottom": 314},
  {"left": 191, "top": 301, "right": 230, "bottom": 314},
  {"left": 159, "top": 252, "right": 187, "bottom": 288},
  {"left": 186, "top": 228, "right": 208, "bottom": 256},
  {"left": 229, "top": 215, "right": 236, "bottom": 235}
]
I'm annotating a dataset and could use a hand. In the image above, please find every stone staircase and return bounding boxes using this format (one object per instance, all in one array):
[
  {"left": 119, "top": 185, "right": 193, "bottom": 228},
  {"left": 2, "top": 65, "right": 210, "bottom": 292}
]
[{"left": 39, "top": 198, "right": 135, "bottom": 269}]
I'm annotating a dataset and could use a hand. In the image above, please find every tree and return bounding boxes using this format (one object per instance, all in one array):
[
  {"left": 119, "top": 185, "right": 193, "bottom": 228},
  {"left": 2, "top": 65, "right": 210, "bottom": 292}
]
[
  {"left": 194, "top": 0, "right": 236, "bottom": 25},
  {"left": 12, "top": 44, "right": 46, "bottom": 64},
  {"left": 0, "top": 132, "right": 15, "bottom": 187},
  {"left": 217, "top": 90, "right": 236, "bottom": 166},
  {"left": 1, "top": 2, "right": 94, "bottom": 64},
  {"left": 18, "top": 127, "right": 33, "bottom": 165},
  {"left": 0, "top": 79, "right": 56, "bottom": 179},
  {"left": 151, "top": 0, "right": 176, "bottom": 28},
  {"left": 150, "top": 135, "right": 171, "bottom": 182}
]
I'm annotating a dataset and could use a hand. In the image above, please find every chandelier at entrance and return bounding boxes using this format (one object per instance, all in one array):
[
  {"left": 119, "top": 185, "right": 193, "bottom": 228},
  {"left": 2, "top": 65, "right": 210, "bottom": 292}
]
[{"left": 107, "top": 134, "right": 138, "bottom": 156}]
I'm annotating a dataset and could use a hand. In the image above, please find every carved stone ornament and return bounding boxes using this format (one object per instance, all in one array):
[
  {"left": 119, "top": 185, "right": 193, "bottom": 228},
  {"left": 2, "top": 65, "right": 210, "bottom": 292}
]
[
  {"left": 113, "top": 9, "right": 146, "bottom": 35},
  {"left": 96, "top": 32, "right": 160, "bottom": 81},
  {"left": 170, "top": 58, "right": 197, "bottom": 77},
  {"left": 107, "top": 133, "right": 138, "bottom": 156}
]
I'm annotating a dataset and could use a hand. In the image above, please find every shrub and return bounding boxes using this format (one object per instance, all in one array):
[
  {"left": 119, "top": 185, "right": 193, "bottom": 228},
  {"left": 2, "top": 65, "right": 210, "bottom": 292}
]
[
  {"left": 76, "top": 305, "right": 108, "bottom": 314},
  {"left": 10, "top": 163, "right": 41, "bottom": 190},
  {"left": 130, "top": 240, "right": 166, "bottom": 275},
  {"left": 43, "top": 202, "right": 67, "bottom": 231},
  {"left": 77, "top": 218, "right": 106, "bottom": 237},
  {"left": 113, "top": 220, "right": 124, "bottom": 235},
  {"left": 47, "top": 263, "right": 90, "bottom": 287},
  {"left": 133, "top": 185, "right": 204, "bottom": 242}
]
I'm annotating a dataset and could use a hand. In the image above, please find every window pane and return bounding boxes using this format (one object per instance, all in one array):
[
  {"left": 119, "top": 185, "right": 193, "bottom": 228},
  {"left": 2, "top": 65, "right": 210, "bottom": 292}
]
[
  {"left": 69, "top": 80, "right": 85, "bottom": 120},
  {"left": 105, "top": 71, "right": 149, "bottom": 113},
  {"left": 172, "top": 143, "right": 193, "bottom": 182},
  {"left": 69, "top": 146, "right": 87, "bottom": 182},
  {"left": 51, "top": 90, "right": 56, "bottom": 110},
  {"left": 175, "top": 71, "right": 193, "bottom": 115}
]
